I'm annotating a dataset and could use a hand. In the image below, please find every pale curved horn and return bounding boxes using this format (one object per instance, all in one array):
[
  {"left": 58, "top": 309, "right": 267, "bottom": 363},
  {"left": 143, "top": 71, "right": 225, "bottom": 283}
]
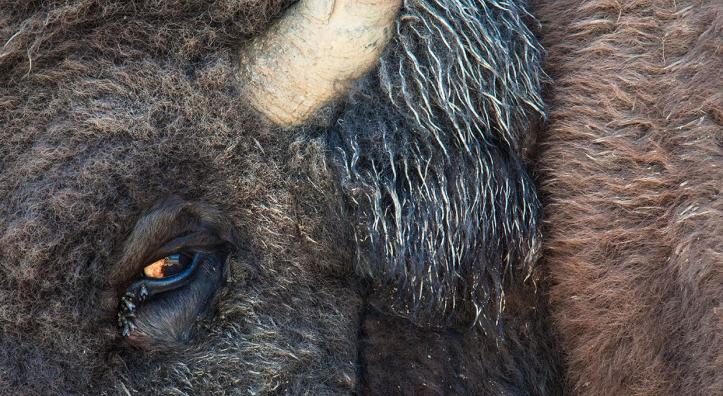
[{"left": 239, "top": 0, "right": 402, "bottom": 128}]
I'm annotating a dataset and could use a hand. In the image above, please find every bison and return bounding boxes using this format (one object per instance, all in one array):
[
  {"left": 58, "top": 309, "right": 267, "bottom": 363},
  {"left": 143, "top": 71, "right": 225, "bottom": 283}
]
[{"left": 0, "top": 0, "right": 561, "bottom": 394}]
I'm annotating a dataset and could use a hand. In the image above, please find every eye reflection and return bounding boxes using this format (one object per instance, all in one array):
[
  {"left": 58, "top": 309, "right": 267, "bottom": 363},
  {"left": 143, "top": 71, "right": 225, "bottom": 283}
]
[{"left": 143, "top": 253, "right": 191, "bottom": 279}]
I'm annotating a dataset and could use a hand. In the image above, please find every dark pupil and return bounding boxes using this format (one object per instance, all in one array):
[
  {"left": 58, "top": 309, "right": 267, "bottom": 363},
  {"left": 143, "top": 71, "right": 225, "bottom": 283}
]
[{"left": 159, "top": 253, "right": 191, "bottom": 277}]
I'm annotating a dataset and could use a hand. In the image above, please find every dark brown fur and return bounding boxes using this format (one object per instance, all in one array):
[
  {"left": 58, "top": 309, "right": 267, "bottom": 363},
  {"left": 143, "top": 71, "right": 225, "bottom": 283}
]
[
  {"left": 361, "top": 281, "right": 562, "bottom": 395},
  {"left": 0, "top": 0, "right": 561, "bottom": 394},
  {"left": 532, "top": 0, "right": 722, "bottom": 394},
  {"left": 0, "top": 2, "right": 364, "bottom": 393}
]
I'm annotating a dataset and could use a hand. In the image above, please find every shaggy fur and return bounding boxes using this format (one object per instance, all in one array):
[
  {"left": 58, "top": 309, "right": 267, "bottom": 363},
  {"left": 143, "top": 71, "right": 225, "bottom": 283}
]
[
  {"left": 333, "top": 0, "right": 545, "bottom": 332},
  {"left": 532, "top": 0, "right": 722, "bottom": 394},
  {"left": 0, "top": 0, "right": 560, "bottom": 394},
  {"left": 0, "top": 1, "right": 361, "bottom": 393}
]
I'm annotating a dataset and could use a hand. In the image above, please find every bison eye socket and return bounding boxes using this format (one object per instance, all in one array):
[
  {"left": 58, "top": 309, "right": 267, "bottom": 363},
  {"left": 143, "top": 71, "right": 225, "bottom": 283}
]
[{"left": 117, "top": 231, "right": 231, "bottom": 348}]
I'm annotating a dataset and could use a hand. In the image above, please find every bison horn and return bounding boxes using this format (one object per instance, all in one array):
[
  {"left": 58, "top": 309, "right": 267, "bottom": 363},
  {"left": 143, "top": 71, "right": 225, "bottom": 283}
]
[{"left": 239, "top": 0, "right": 402, "bottom": 128}]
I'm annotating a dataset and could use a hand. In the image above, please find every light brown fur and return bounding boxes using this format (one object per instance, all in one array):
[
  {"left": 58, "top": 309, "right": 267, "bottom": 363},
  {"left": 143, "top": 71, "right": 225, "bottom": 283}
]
[{"left": 532, "top": 0, "right": 722, "bottom": 394}]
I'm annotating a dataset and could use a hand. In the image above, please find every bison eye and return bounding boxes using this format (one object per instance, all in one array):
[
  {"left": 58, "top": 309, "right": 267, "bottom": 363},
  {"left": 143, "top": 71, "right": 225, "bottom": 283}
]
[
  {"left": 143, "top": 253, "right": 191, "bottom": 279},
  {"left": 117, "top": 231, "right": 231, "bottom": 348}
]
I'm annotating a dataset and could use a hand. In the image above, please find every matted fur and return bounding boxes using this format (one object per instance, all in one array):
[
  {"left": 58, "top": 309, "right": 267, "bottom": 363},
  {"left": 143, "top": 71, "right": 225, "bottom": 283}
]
[{"left": 533, "top": 0, "right": 722, "bottom": 394}]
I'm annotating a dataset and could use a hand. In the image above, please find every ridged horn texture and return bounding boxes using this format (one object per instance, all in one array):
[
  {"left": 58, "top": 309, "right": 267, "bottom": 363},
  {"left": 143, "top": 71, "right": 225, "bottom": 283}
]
[
  {"left": 239, "top": 0, "right": 402, "bottom": 127},
  {"left": 332, "top": 0, "right": 545, "bottom": 330}
]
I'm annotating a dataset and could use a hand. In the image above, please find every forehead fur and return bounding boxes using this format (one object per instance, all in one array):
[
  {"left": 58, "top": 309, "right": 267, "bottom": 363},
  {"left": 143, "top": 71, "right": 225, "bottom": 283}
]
[{"left": 1, "top": 1, "right": 359, "bottom": 393}]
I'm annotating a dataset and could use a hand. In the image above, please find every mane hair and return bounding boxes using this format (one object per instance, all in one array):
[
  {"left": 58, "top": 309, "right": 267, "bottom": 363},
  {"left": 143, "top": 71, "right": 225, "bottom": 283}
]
[{"left": 332, "top": 0, "right": 546, "bottom": 330}]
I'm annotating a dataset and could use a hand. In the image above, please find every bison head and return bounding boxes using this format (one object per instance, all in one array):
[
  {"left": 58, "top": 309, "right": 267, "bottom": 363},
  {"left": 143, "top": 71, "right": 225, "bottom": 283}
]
[{"left": 0, "top": 0, "right": 559, "bottom": 393}]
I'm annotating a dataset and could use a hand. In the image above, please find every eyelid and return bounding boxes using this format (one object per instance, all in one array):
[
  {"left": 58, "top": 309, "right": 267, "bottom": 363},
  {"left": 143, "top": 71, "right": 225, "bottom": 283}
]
[
  {"left": 143, "top": 231, "right": 224, "bottom": 267},
  {"left": 133, "top": 252, "right": 204, "bottom": 298}
]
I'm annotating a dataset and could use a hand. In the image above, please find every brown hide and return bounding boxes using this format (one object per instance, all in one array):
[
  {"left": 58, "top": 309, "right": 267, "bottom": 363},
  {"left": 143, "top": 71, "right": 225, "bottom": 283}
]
[{"left": 533, "top": 0, "right": 723, "bottom": 394}]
